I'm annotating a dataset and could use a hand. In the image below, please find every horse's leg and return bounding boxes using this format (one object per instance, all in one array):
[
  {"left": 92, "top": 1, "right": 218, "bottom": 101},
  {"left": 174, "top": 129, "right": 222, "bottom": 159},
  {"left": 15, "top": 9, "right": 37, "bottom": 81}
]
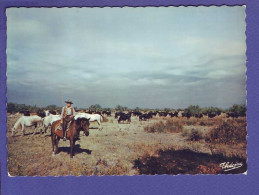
[
  {"left": 97, "top": 119, "right": 102, "bottom": 130},
  {"left": 32, "top": 122, "right": 37, "bottom": 135},
  {"left": 37, "top": 121, "right": 43, "bottom": 135},
  {"left": 51, "top": 135, "right": 55, "bottom": 154},
  {"left": 45, "top": 125, "right": 49, "bottom": 134},
  {"left": 21, "top": 123, "right": 25, "bottom": 136},
  {"left": 55, "top": 137, "right": 60, "bottom": 154},
  {"left": 38, "top": 122, "right": 43, "bottom": 135},
  {"left": 70, "top": 138, "right": 75, "bottom": 158},
  {"left": 42, "top": 125, "right": 46, "bottom": 134}
]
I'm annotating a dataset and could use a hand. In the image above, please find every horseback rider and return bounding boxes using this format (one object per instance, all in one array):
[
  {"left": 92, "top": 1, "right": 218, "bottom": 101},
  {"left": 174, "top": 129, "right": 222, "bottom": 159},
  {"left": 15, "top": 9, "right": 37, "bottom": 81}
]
[{"left": 61, "top": 99, "right": 75, "bottom": 141}]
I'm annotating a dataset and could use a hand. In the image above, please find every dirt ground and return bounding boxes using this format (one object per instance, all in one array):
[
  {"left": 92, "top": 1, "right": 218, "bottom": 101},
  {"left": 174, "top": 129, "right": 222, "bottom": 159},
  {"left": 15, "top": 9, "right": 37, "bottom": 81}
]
[{"left": 7, "top": 114, "right": 247, "bottom": 176}]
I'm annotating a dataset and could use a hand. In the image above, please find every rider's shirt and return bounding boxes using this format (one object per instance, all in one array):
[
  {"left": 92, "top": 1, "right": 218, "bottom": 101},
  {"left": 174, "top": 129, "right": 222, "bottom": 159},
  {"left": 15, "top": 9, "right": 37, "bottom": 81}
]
[{"left": 61, "top": 106, "right": 75, "bottom": 118}]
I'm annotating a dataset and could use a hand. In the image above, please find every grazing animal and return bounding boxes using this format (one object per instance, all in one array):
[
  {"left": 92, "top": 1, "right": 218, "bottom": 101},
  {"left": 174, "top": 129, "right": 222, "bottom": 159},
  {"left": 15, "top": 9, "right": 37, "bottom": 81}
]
[
  {"left": 147, "top": 111, "right": 154, "bottom": 117},
  {"left": 169, "top": 111, "right": 179, "bottom": 118},
  {"left": 226, "top": 112, "right": 239, "bottom": 118},
  {"left": 11, "top": 116, "right": 43, "bottom": 136},
  {"left": 182, "top": 112, "right": 191, "bottom": 119},
  {"left": 151, "top": 111, "right": 158, "bottom": 116},
  {"left": 42, "top": 114, "right": 62, "bottom": 133},
  {"left": 139, "top": 113, "right": 152, "bottom": 121},
  {"left": 49, "top": 110, "right": 57, "bottom": 115},
  {"left": 24, "top": 111, "right": 30, "bottom": 116},
  {"left": 194, "top": 113, "right": 203, "bottom": 118},
  {"left": 133, "top": 111, "right": 142, "bottom": 117},
  {"left": 75, "top": 113, "right": 103, "bottom": 129},
  {"left": 115, "top": 112, "right": 125, "bottom": 119},
  {"left": 159, "top": 112, "right": 168, "bottom": 117},
  {"left": 118, "top": 113, "right": 131, "bottom": 123},
  {"left": 44, "top": 110, "right": 50, "bottom": 116},
  {"left": 51, "top": 116, "right": 90, "bottom": 158},
  {"left": 95, "top": 111, "right": 102, "bottom": 115},
  {"left": 216, "top": 111, "right": 222, "bottom": 116},
  {"left": 37, "top": 111, "right": 46, "bottom": 118},
  {"left": 19, "top": 111, "right": 30, "bottom": 116},
  {"left": 102, "top": 111, "right": 111, "bottom": 116},
  {"left": 208, "top": 112, "right": 217, "bottom": 118}
]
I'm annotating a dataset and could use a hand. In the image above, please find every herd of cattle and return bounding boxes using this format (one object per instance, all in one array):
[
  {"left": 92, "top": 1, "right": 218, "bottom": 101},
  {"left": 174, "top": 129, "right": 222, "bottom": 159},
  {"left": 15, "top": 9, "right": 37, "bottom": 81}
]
[
  {"left": 112, "top": 110, "right": 245, "bottom": 123},
  {"left": 11, "top": 109, "right": 245, "bottom": 126}
]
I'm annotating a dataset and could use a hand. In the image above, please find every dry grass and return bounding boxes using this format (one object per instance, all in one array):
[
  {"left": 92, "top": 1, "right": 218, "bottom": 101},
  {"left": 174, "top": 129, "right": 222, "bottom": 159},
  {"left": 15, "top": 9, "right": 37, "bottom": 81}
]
[
  {"left": 176, "top": 116, "right": 224, "bottom": 126},
  {"left": 205, "top": 118, "right": 247, "bottom": 145},
  {"left": 102, "top": 117, "right": 109, "bottom": 122},
  {"left": 143, "top": 116, "right": 247, "bottom": 159},
  {"left": 182, "top": 129, "right": 204, "bottom": 141},
  {"left": 144, "top": 119, "right": 183, "bottom": 133},
  {"left": 7, "top": 114, "right": 247, "bottom": 176}
]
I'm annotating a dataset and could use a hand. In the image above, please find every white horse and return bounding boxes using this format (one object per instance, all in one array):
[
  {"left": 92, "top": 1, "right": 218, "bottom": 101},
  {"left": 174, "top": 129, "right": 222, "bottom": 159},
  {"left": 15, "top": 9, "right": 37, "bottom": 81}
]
[
  {"left": 75, "top": 113, "right": 103, "bottom": 129},
  {"left": 11, "top": 116, "right": 43, "bottom": 137},
  {"left": 42, "top": 114, "right": 61, "bottom": 133},
  {"left": 44, "top": 110, "right": 50, "bottom": 116}
]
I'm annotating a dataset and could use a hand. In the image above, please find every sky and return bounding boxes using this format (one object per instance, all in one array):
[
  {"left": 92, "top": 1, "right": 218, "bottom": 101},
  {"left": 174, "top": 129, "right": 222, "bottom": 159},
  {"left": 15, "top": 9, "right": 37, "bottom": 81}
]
[{"left": 6, "top": 7, "right": 246, "bottom": 109}]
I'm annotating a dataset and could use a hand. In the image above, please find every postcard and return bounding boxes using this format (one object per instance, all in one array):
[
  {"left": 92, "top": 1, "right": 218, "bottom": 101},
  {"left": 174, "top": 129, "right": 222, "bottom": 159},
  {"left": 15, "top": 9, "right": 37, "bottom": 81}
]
[{"left": 6, "top": 6, "right": 247, "bottom": 176}]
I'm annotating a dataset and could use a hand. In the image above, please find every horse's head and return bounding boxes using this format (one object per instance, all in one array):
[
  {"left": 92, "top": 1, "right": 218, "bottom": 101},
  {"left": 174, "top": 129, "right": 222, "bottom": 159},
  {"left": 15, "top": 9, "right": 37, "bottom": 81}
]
[
  {"left": 44, "top": 110, "right": 50, "bottom": 116},
  {"left": 76, "top": 118, "right": 90, "bottom": 136},
  {"left": 11, "top": 127, "right": 16, "bottom": 137}
]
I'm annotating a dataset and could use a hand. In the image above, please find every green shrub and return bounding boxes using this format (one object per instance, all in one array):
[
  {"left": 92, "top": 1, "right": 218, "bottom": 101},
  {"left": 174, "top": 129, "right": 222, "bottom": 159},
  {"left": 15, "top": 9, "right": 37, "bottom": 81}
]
[{"left": 228, "top": 104, "right": 246, "bottom": 116}]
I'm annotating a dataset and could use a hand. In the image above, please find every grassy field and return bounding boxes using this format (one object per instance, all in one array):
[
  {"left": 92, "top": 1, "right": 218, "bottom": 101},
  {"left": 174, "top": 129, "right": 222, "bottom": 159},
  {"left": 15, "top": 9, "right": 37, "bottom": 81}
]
[{"left": 7, "top": 113, "right": 247, "bottom": 176}]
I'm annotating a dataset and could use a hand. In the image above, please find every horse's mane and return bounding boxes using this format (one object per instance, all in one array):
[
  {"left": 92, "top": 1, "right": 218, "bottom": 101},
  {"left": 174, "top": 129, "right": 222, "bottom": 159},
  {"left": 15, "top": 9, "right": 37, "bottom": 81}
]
[
  {"left": 75, "top": 118, "right": 84, "bottom": 125},
  {"left": 74, "top": 118, "right": 90, "bottom": 128},
  {"left": 13, "top": 117, "right": 22, "bottom": 130}
]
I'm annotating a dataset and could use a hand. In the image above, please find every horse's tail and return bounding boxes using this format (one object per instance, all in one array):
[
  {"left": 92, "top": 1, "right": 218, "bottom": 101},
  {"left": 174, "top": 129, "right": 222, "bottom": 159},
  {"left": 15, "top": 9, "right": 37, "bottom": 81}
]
[
  {"left": 100, "top": 114, "right": 104, "bottom": 121},
  {"left": 13, "top": 117, "right": 22, "bottom": 130}
]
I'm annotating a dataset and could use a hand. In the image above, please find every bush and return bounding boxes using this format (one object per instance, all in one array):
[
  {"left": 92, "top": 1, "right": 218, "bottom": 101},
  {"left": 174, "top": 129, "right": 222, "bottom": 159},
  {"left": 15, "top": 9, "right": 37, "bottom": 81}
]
[
  {"left": 165, "top": 120, "right": 183, "bottom": 133},
  {"left": 198, "top": 119, "right": 215, "bottom": 126},
  {"left": 144, "top": 119, "right": 183, "bottom": 133},
  {"left": 205, "top": 118, "right": 247, "bottom": 145},
  {"left": 186, "top": 105, "right": 201, "bottom": 116},
  {"left": 89, "top": 104, "right": 102, "bottom": 112},
  {"left": 115, "top": 105, "right": 128, "bottom": 112},
  {"left": 228, "top": 104, "right": 246, "bottom": 116},
  {"left": 190, "top": 130, "right": 203, "bottom": 141},
  {"left": 201, "top": 107, "right": 224, "bottom": 115},
  {"left": 182, "top": 128, "right": 204, "bottom": 141}
]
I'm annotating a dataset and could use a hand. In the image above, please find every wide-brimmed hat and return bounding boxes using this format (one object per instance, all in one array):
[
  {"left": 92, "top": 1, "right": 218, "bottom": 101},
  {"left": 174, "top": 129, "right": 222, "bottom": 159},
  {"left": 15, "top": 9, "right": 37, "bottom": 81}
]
[{"left": 65, "top": 99, "right": 73, "bottom": 104}]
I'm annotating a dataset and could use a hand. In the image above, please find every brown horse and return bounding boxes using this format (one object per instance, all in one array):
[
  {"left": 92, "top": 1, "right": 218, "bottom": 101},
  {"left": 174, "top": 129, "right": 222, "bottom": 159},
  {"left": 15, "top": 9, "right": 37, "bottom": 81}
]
[{"left": 51, "top": 118, "right": 90, "bottom": 158}]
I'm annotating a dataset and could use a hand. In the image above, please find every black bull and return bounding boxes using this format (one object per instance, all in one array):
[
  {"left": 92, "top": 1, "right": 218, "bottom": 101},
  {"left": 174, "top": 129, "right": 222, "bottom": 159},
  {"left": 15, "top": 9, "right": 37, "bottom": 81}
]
[{"left": 118, "top": 114, "right": 131, "bottom": 123}]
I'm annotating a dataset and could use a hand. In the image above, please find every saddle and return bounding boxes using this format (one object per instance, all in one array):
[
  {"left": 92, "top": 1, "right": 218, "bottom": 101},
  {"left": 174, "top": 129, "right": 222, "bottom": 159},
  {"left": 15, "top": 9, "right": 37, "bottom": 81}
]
[
  {"left": 56, "top": 120, "right": 72, "bottom": 131},
  {"left": 55, "top": 120, "right": 72, "bottom": 138}
]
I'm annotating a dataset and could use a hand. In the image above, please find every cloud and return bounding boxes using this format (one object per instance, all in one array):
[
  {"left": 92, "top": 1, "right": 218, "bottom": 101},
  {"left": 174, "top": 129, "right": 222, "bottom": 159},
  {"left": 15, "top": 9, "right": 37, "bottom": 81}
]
[{"left": 6, "top": 7, "right": 246, "bottom": 109}]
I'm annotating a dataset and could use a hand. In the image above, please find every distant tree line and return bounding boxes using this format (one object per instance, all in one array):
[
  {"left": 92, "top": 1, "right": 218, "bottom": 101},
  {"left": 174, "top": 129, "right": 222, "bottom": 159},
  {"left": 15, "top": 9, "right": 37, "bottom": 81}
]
[
  {"left": 6, "top": 103, "right": 62, "bottom": 114},
  {"left": 7, "top": 102, "right": 246, "bottom": 116},
  {"left": 88, "top": 104, "right": 111, "bottom": 112},
  {"left": 183, "top": 104, "right": 246, "bottom": 116}
]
